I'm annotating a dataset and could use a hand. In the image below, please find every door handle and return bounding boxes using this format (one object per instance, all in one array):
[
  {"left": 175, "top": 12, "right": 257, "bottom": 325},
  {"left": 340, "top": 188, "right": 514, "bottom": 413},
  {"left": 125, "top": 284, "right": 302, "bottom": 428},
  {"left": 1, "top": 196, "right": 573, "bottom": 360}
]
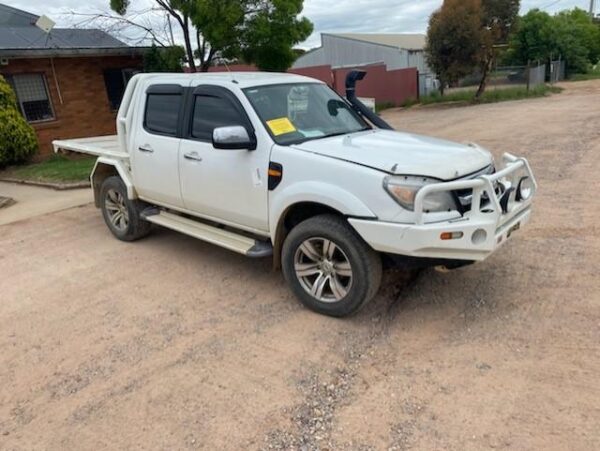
[
  {"left": 138, "top": 145, "right": 154, "bottom": 153},
  {"left": 184, "top": 152, "right": 203, "bottom": 162}
]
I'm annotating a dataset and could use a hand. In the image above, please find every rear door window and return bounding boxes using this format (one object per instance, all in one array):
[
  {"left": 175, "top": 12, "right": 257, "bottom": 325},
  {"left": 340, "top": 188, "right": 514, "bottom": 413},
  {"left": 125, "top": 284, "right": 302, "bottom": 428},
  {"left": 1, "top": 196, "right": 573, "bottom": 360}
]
[{"left": 144, "top": 93, "right": 182, "bottom": 136}]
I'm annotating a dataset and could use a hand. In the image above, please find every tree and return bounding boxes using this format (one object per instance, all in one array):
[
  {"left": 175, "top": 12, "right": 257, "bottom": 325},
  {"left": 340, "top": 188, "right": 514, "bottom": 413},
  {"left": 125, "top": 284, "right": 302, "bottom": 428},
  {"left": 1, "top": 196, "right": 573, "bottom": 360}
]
[
  {"left": 425, "top": 0, "right": 484, "bottom": 95},
  {"left": 0, "top": 76, "right": 37, "bottom": 167},
  {"left": 475, "top": 0, "right": 520, "bottom": 98},
  {"left": 507, "top": 8, "right": 600, "bottom": 75},
  {"left": 111, "top": 0, "right": 199, "bottom": 71},
  {"left": 108, "top": 0, "right": 312, "bottom": 72},
  {"left": 240, "top": 0, "right": 313, "bottom": 71},
  {"left": 143, "top": 44, "right": 186, "bottom": 72},
  {"left": 554, "top": 9, "right": 600, "bottom": 72},
  {"left": 505, "top": 9, "right": 555, "bottom": 65},
  {"left": 191, "top": 0, "right": 246, "bottom": 71}
]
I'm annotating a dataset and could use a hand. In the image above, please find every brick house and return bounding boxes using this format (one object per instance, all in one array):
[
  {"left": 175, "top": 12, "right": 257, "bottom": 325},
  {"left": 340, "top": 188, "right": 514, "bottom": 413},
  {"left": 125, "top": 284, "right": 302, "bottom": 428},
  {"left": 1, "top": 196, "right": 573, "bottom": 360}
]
[{"left": 0, "top": 4, "right": 146, "bottom": 157}]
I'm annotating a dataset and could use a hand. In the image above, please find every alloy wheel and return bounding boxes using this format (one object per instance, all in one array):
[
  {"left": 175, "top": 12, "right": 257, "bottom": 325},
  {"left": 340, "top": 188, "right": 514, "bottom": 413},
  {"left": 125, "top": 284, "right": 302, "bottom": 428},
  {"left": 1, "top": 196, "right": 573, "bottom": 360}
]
[
  {"left": 105, "top": 189, "right": 129, "bottom": 232},
  {"left": 294, "top": 237, "right": 353, "bottom": 303}
]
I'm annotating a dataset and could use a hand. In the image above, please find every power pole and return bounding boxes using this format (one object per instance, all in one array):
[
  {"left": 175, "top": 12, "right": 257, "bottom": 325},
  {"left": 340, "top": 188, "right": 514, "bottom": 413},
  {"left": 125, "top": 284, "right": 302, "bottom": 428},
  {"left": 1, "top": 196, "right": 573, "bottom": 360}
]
[{"left": 591, "top": 0, "right": 597, "bottom": 17}]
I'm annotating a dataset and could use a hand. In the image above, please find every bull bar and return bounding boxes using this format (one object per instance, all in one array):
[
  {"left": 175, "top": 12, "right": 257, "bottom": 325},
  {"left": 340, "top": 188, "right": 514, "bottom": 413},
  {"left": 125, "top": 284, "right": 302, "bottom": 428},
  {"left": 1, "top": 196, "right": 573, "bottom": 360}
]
[{"left": 414, "top": 153, "right": 537, "bottom": 226}]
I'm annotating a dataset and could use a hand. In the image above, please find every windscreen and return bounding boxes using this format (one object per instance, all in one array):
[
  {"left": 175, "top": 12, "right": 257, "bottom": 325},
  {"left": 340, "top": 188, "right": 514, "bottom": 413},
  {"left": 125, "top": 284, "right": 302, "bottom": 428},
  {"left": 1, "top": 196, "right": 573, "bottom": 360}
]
[{"left": 243, "top": 83, "right": 369, "bottom": 145}]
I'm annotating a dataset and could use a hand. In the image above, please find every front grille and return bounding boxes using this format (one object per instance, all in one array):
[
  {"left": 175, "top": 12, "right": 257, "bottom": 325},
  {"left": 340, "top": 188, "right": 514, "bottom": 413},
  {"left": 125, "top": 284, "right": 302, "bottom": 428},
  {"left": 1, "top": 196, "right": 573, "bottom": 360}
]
[{"left": 452, "top": 165, "right": 499, "bottom": 213}]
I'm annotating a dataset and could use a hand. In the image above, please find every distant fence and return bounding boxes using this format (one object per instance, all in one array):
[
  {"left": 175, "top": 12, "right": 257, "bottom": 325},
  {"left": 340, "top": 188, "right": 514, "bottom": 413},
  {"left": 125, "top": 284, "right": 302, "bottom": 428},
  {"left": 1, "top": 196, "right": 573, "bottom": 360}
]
[
  {"left": 459, "top": 66, "right": 528, "bottom": 89},
  {"left": 209, "top": 63, "right": 419, "bottom": 107},
  {"left": 419, "top": 73, "right": 439, "bottom": 97},
  {"left": 330, "top": 64, "right": 417, "bottom": 106},
  {"left": 456, "top": 63, "right": 552, "bottom": 92},
  {"left": 528, "top": 64, "right": 546, "bottom": 88},
  {"left": 549, "top": 60, "right": 566, "bottom": 83},
  {"left": 288, "top": 65, "right": 335, "bottom": 86}
]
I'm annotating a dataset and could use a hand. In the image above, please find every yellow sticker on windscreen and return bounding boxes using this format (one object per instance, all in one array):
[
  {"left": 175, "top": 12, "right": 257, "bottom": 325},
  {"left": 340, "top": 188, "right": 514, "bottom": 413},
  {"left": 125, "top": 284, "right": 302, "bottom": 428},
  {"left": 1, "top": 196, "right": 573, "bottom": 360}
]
[{"left": 266, "top": 117, "right": 297, "bottom": 136}]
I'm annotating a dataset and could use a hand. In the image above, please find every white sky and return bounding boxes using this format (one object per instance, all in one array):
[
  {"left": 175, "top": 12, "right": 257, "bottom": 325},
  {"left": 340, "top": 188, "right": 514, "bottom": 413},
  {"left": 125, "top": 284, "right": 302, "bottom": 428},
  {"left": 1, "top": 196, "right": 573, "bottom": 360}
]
[{"left": 5, "top": 0, "right": 595, "bottom": 49}]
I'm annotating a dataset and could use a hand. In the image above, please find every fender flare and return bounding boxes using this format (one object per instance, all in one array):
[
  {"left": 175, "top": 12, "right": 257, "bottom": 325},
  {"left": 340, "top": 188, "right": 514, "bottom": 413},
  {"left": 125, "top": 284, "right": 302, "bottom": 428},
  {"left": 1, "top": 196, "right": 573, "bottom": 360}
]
[
  {"left": 90, "top": 157, "right": 137, "bottom": 207},
  {"left": 269, "top": 181, "right": 376, "bottom": 243}
]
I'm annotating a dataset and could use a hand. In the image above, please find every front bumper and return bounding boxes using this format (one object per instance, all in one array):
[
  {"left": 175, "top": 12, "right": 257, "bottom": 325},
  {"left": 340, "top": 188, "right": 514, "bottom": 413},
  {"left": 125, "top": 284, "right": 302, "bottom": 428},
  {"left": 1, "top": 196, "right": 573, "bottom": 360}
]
[{"left": 349, "top": 153, "right": 536, "bottom": 262}]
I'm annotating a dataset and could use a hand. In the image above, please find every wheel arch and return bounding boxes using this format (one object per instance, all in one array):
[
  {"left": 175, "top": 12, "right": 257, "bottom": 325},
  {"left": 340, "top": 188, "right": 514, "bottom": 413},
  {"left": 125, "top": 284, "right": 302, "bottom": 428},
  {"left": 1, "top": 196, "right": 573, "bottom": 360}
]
[
  {"left": 271, "top": 184, "right": 376, "bottom": 269},
  {"left": 91, "top": 158, "right": 136, "bottom": 207},
  {"left": 272, "top": 202, "right": 340, "bottom": 270}
]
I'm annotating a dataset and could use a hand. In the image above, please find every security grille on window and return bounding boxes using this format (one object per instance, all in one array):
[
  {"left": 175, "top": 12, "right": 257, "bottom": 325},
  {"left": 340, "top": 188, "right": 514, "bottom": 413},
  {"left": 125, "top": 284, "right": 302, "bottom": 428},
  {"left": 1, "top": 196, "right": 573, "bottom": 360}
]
[{"left": 9, "top": 74, "right": 55, "bottom": 122}]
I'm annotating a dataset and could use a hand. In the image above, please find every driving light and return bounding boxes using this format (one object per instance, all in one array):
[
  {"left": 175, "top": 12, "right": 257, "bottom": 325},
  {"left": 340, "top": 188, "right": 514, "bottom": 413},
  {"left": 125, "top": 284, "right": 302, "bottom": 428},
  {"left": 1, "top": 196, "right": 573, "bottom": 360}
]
[
  {"left": 384, "top": 175, "right": 456, "bottom": 212},
  {"left": 472, "top": 229, "right": 488, "bottom": 245},
  {"left": 516, "top": 176, "right": 533, "bottom": 201}
]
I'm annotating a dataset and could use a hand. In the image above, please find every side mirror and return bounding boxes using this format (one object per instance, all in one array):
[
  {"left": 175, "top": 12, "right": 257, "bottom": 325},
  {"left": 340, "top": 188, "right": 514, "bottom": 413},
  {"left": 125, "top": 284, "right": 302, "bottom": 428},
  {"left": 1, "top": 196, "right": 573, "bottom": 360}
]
[{"left": 212, "top": 126, "right": 256, "bottom": 150}]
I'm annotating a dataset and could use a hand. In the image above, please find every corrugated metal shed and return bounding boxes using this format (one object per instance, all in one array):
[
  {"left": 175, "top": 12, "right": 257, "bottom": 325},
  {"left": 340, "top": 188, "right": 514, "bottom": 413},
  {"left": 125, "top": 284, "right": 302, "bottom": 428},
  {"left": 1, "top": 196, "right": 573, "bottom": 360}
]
[
  {"left": 294, "top": 33, "right": 431, "bottom": 75},
  {"left": 332, "top": 33, "right": 426, "bottom": 51}
]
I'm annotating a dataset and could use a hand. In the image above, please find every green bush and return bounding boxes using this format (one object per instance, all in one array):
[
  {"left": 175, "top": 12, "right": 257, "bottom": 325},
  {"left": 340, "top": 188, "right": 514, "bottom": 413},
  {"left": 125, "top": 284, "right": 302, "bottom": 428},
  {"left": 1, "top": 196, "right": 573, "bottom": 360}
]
[
  {"left": 570, "top": 63, "right": 600, "bottom": 81},
  {"left": 0, "top": 76, "right": 37, "bottom": 167},
  {"left": 0, "top": 75, "right": 18, "bottom": 109}
]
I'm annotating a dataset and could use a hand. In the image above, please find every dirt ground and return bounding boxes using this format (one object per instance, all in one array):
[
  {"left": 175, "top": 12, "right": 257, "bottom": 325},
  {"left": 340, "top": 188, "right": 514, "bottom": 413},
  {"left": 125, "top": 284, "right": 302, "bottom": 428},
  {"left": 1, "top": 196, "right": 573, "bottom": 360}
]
[{"left": 1, "top": 80, "right": 599, "bottom": 451}]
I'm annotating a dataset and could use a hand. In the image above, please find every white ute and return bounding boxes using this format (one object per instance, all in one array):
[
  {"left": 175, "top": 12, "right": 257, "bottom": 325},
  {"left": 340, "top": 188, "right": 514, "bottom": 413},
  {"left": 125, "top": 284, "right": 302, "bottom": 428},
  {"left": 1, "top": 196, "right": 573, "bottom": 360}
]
[{"left": 54, "top": 71, "right": 537, "bottom": 317}]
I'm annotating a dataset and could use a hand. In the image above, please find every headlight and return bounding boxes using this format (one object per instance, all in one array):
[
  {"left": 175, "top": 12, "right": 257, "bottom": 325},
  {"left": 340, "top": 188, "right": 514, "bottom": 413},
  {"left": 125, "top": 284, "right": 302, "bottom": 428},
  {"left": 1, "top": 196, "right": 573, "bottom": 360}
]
[{"left": 383, "top": 175, "right": 457, "bottom": 212}]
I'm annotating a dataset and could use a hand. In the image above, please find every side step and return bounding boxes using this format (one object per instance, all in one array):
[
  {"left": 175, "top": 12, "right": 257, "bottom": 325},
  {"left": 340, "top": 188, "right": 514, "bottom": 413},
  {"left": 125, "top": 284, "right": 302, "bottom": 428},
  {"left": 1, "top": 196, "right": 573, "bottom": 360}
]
[{"left": 142, "top": 210, "right": 273, "bottom": 258}]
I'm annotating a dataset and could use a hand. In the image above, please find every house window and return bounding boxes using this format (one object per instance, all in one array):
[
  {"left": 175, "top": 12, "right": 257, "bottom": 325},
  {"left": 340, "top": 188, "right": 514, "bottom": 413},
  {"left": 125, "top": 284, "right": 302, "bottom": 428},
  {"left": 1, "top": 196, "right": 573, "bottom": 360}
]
[
  {"left": 103, "top": 68, "right": 139, "bottom": 111},
  {"left": 7, "top": 73, "right": 55, "bottom": 122}
]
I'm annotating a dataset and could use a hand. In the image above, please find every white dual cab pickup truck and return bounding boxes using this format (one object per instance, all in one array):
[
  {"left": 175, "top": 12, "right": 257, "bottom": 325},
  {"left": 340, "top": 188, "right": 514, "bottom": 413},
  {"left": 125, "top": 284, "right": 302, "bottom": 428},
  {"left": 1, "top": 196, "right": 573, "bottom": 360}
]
[{"left": 54, "top": 71, "right": 537, "bottom": 317}]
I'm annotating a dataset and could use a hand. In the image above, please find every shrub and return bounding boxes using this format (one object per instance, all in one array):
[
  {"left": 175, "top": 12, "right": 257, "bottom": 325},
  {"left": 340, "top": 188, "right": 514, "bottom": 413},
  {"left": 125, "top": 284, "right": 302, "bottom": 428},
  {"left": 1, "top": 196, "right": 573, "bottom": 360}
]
[
  {"left": 0, "top": 75, "right": 18, "bottom": 109},
  {"left": 0, "top": 76, "right": 37, "bottom": 167}
]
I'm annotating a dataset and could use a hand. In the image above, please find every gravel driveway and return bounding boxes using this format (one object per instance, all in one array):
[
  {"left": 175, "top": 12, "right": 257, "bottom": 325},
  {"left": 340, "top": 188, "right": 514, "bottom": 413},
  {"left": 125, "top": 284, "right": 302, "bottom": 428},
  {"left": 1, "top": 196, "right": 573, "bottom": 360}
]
[{"left": 1, "top": 81, "right": 599, "bottom": 451}]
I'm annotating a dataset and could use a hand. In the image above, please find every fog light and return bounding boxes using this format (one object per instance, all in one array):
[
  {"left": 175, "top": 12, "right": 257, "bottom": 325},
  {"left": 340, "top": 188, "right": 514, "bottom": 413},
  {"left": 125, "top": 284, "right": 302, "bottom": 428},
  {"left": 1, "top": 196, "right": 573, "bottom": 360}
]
[
  {"left": 472, "top": 229, "right": 487, "bottom": 245},
  {"left": 516, "top": 176, "right": 533, "bottom": 201}
]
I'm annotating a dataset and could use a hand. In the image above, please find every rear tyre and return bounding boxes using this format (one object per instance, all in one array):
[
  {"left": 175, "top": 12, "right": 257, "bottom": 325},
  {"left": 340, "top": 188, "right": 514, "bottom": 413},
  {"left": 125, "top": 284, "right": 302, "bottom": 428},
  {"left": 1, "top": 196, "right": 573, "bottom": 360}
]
[
  {"left": 282, "top": 214, "right": 382, "bottom": 317},
  {"left": 100, "top": 176, "right": 151, "bottom": 242}
]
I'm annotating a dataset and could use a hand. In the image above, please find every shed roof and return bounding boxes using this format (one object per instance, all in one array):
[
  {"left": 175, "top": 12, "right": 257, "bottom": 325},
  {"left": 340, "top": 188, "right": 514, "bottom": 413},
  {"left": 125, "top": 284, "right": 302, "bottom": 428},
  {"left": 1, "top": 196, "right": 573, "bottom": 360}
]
[{"left": 327, "top": 33, "right": 427, "bottom": 51}]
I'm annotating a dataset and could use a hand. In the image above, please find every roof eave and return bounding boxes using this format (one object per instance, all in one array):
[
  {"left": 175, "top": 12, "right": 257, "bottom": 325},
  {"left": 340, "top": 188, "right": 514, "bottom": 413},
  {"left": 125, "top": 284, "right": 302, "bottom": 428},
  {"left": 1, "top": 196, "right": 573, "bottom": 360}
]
[{"left": 0, "top": 47, "right": 149, "bottom": 58}]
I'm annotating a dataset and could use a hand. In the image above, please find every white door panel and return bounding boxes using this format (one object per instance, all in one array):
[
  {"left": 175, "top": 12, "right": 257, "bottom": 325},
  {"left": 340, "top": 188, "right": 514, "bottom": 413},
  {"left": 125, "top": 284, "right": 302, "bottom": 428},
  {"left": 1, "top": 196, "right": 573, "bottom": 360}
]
[
  {"left": 179, "top": 141, "right": 268, "bottom": 230},
  {"left": 132, "top": 84, "right": 185, "bottom": 208},
  {"left": 179, "top": 85, "right": 269, "bottom": 231},
  {"left": 133, "top": 134, "right": 183, "bottom": 206}
]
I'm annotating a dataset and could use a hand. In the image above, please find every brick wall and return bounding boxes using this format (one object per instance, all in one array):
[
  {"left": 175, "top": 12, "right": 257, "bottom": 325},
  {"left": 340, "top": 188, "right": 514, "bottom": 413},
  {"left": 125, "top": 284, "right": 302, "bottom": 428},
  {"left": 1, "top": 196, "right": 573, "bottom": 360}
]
[{"left": 1, "top": 55, "right": 143, "bottom": 157}]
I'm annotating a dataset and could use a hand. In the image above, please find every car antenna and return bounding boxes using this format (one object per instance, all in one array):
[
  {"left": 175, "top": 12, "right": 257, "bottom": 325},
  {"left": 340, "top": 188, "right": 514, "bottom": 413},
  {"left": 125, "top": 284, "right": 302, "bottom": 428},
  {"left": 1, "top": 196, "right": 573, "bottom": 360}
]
[{"left": 222, "top": 61, "right": 238, "bottom": 84}]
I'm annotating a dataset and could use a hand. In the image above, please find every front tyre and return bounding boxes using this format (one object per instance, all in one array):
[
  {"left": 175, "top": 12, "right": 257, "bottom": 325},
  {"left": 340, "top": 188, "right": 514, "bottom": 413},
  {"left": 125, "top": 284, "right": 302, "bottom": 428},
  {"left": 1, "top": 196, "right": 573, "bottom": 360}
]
[
  {"left": 282, "top": 214, "right": 382, "bottom": 317},
  {"left": 100, "top": 176, "right": 151, "bottom": 242}
]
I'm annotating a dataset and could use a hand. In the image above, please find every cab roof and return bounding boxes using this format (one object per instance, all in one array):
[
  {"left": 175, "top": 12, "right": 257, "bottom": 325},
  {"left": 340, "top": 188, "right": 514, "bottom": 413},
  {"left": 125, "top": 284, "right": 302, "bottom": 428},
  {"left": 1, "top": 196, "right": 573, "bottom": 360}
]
[{"left": 135, "top": 72, "right": 323, "bottom": 89}]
